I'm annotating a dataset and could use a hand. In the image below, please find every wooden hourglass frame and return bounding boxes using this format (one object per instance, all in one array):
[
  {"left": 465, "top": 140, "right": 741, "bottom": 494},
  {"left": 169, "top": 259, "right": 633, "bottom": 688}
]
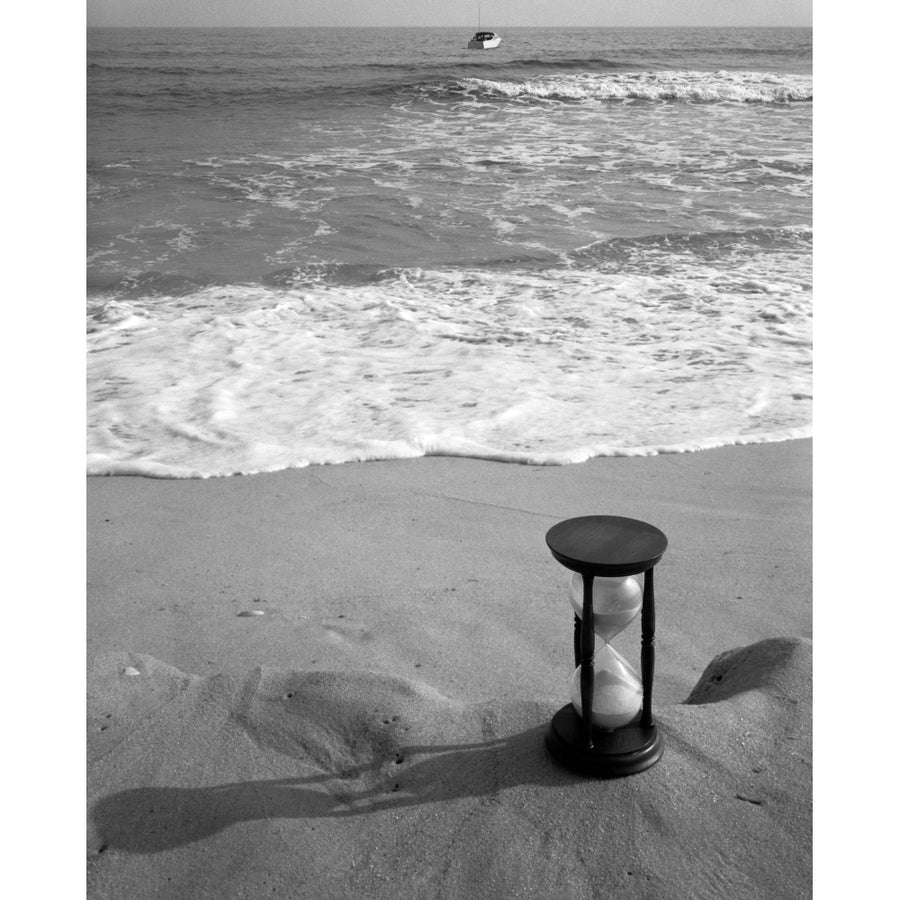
[{"left": 545, "top": 515, "right": 667, "bottom": 777}]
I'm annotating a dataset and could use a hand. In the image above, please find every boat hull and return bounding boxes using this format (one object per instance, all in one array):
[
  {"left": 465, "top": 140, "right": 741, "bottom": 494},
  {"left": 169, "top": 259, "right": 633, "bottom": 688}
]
[{"left": 467, "top": 36, "right": 501, "bottom": 50}]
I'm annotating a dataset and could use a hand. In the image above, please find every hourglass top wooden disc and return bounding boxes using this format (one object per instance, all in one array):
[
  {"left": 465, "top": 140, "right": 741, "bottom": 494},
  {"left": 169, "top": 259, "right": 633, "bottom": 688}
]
[{"left": 546, "top": 515, "right": 668, "bottom": 576}]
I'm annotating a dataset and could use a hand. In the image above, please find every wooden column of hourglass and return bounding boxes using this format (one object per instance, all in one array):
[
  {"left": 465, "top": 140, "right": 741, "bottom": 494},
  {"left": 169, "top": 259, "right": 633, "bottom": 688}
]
[{"left": 545, "top": 515, "right": 667, "bottom": 777}]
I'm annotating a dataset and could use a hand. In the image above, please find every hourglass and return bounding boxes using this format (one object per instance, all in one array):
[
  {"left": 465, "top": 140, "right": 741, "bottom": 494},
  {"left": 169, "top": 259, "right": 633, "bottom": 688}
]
[{"left": 545, "top": 515, "right": 667, "bottom": 776}]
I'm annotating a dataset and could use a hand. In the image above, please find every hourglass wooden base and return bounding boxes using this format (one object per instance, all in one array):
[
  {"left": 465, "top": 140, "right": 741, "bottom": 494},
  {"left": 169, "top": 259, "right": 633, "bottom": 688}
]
[{"left": 545, "top": 705, "right": 663, "bottom": 777}]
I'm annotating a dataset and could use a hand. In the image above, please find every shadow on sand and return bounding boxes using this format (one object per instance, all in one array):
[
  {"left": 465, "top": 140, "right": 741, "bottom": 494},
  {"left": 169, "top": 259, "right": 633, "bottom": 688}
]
[{"left": 91, "top": 724, "right": 583, "bottom": 853}]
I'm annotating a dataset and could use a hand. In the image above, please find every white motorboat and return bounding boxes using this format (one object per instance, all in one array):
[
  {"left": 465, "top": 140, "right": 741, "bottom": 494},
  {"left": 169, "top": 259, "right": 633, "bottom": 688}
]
[
  {"left": 467, "top": 31, "right": 502, "bottom": 50},
  {"left": 467, "top": 3, "right": 501, "bottom": 50}
]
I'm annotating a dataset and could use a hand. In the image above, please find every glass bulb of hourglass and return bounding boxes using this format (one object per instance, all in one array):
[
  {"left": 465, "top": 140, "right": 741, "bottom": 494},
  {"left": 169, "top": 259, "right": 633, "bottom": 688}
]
[
  {"left": 569, "top": 572, "right": 642, "bottom": 642},
  {"left": 570, "top": 644, "right": 643, "bottom": 730}
]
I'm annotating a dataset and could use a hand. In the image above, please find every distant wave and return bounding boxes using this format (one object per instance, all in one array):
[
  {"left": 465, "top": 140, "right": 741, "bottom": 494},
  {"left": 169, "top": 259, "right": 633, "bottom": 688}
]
[
  {"left": 89, "top": 63, "right": 810, "bottom": 113},
  {"left": 665, "top": 44, "right": 812, "bottom": 57},
  {"left": 437, "top": 70, "right": 812, "bottom": 104},
  {"left": 384, "top": 55, "right": 634, "bottom": 75},
  {"left": 87, "top": 63, "right": 250, "bottom": 76},
  {"left": 88, "top": 56, "right": 631, "bottom": 77}
]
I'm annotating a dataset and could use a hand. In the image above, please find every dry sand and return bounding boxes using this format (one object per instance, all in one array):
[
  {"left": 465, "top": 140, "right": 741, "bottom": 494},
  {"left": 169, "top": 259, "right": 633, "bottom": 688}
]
[{"left": 87, "top": 439, "right": 812, "bottom": 899}]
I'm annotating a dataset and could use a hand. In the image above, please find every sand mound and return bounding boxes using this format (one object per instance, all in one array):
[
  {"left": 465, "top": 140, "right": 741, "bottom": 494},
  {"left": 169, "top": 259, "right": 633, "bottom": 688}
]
[
  {"left": 685, "top": 637, "right": 812, "bottom": 706},
  {"left": 88, "top": 640, "right": 810, "bottom": 900},
  {"left": 233, "top": 667, "right": 499, "bottom": 781}
]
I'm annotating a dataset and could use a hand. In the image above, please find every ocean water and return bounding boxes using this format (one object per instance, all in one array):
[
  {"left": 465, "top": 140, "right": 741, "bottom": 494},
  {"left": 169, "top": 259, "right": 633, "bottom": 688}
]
[{"left": 87, "top": 27, "right": 812, "bottom": 478}]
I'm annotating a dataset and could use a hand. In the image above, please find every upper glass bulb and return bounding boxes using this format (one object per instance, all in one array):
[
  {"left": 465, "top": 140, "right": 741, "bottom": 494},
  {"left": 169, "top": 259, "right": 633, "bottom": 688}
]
[{"left": 569, "top": 572, "right": 642, "bottom": 642}]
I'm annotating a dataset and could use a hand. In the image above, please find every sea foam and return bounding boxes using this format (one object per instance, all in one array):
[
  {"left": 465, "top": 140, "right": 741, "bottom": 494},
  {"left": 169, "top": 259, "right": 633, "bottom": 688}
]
[{"left": 87, "top": 247, "right": 811, "bottom": 478}]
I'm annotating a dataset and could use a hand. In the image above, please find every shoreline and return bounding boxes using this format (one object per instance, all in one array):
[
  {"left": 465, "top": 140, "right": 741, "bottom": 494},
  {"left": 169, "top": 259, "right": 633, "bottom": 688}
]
[
  {"left": 86, "top": 428, "right": 813, "bottom": 479},
  {"left": 87, "top": 438, "right": 811, "bottom": 898}
]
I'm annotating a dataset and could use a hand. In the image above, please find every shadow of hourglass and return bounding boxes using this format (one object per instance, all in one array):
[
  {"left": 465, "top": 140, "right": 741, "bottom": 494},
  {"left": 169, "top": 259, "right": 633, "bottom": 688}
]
[{"left": 90, "top": 722, "right": 578, "bottom": 854}]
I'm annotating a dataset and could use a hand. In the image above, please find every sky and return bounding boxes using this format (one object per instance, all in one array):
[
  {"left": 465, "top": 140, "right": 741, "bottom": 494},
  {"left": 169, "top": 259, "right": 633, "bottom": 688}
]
[{"left": 86, "top": 0, "right": 813, "bottom": 29}]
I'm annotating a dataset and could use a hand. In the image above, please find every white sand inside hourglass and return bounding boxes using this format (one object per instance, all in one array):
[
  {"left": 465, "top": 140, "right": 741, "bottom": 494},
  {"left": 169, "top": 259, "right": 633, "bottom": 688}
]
[
  {"left": 570, "top": 646, "right": 643, "bottom": 730},
  {"left": 569, "top": 573, "right": 642, "bottom": 640}
]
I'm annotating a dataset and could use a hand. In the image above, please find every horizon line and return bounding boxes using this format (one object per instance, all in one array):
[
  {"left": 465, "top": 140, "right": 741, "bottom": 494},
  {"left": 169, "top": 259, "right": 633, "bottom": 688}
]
[{"left": 86, "top": 24, "right": 813, "bottom": 30}]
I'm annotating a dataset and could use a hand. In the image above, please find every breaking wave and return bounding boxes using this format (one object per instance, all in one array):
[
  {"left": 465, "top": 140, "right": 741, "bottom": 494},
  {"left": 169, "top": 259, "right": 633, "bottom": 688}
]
[{"left": 434, "top": 70, "right": 812, "bottom": 104}]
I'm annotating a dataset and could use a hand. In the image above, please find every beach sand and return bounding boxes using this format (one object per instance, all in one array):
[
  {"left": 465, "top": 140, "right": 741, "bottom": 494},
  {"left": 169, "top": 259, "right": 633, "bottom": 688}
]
[{"left": 87, "top": 439, "right": 811, "bottom": 899}]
